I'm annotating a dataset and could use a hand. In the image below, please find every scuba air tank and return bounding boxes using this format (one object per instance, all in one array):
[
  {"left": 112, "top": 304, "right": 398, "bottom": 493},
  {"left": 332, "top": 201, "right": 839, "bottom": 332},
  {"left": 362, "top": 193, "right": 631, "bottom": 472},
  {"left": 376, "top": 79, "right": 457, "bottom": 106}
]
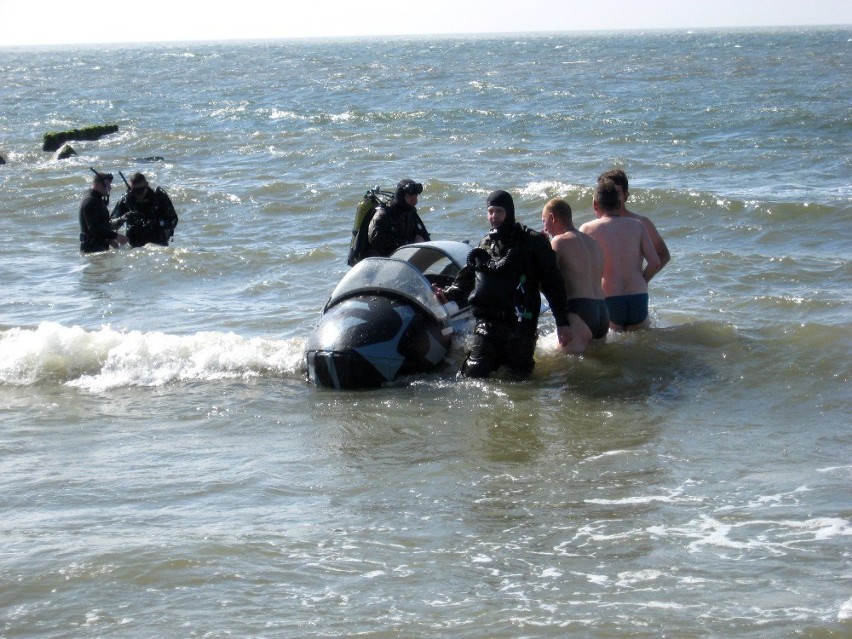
[{"left": 347, "top": 188, "right": 392, "bottom": 266}]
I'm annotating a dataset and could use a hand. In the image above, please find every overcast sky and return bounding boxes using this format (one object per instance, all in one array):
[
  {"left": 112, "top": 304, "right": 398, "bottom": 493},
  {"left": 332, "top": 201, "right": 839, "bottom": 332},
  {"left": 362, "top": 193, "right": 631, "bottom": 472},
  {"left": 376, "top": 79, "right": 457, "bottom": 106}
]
[{"left": 1, "top": 0, "right": 850, "bottom": 46}]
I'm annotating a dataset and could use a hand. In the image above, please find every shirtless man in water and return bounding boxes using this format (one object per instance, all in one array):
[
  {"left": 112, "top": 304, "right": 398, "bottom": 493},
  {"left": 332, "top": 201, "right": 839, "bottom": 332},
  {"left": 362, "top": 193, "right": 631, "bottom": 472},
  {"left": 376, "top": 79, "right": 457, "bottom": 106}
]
[
  {"left": 599, "top": 168, "right": 671, "bottom": 271},
  {"left": 580, "top": 179, "right": 661, "bottom": 331},
  {"left": 542, "top": 198, "right": 609, "bottom": 353}
]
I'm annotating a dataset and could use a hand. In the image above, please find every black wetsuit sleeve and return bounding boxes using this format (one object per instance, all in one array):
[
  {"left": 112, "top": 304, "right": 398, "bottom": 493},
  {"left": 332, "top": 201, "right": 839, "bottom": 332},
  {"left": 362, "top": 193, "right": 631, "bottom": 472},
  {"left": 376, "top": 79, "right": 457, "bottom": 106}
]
[
  {"left": 111, "top": 197, "right": 127, "bottom": 219},
  {"left": 414, "top": 211, "right": 430, "bottom": 241},
  {"left": 442, "top": 263, "right": 475, "bottom": 304},
  {"left": 156, "top": 189, "right": 178, "bottom": 230},
  {"left": 109, "top": 195, "right": 130, "bottom": 230},
  {"left": 535, "top": 234, "right": 570, "bottom": 326}
]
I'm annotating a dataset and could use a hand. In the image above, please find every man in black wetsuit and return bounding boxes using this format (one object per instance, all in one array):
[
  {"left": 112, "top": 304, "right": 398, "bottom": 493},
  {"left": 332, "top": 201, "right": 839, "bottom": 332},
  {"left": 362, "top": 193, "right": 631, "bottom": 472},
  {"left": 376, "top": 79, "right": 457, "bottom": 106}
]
[
  {"left": 79, "top": 171, "right": 127, "bottom": 253},
  {"left": 366, "top": 178, "right": 429, "bottom": 257},
  {"left": 435, "top": 190, "right": 571, "bottom": 379},
  {"left": 111, "top": 172, "right": 178, "bottom": 248}
]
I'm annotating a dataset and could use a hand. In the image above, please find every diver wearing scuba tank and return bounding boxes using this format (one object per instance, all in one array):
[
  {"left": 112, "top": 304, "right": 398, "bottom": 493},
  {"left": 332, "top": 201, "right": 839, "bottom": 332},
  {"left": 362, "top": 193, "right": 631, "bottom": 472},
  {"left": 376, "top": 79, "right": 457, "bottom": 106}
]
[
  {"left": 437, "top": 190, "right": 571, "bottom": 379},
  {"left": 111, "top": 172, "right": 178, "bottom": 248},
  {"left": 367, "top": 179, "right": 429, "bottom": 257}
]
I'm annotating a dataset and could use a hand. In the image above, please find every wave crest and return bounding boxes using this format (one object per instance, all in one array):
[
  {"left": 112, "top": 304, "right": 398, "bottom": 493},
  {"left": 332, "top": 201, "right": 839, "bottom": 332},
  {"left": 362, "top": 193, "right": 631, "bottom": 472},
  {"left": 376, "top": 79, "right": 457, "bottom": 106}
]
[{"left": 0, "top": 322, "right": 305, "bottom": 390}]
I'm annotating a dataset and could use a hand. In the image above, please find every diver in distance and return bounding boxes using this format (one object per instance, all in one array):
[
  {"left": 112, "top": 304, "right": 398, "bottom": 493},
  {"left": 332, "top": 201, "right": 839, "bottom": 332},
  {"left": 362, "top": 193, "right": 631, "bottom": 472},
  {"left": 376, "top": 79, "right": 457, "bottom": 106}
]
[
  {"left": 79, "top": 169, "right": 127, "bottom": 253},
  {"left": 111, "top": 172, "right": 178, "bottom": 248}
]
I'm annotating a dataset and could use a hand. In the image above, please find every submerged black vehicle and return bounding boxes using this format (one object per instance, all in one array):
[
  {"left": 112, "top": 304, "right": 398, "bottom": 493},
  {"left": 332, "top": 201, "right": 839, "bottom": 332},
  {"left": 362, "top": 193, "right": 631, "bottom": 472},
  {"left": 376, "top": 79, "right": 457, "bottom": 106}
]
[{"left": 306, "top": 241, "right": 473, "bottom": 389}]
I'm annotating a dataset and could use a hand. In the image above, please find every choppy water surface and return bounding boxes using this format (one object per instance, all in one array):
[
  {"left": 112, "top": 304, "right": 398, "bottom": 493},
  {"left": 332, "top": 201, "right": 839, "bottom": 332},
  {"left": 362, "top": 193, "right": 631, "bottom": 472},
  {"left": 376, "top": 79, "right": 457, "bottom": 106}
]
[{"left": 1, "top": 28, "right": 850, "bottom": 638}]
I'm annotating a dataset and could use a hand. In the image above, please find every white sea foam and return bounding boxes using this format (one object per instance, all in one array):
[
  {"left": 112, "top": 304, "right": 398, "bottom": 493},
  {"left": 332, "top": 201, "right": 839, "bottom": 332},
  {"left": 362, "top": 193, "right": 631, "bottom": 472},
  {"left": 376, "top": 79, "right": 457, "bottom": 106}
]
[
  {"left": 585, "top": 574, "right": 609, "bottom": 586},
  {"left": 615, "top": 570, "right": 665, "bottom": 588},
  {"left": 745, "top": 485, "right": 811, "bottom": 509},
  {"left": 585, "top": 495, "right": 680, "bottom": 506},
  {"left": 518, "top": 180, "right": 582, "bottom": 200},
  {"left": 649, "top": 514, "right": 852, "bottom": 555},
  {"left": 582, "top": 449, "right": 632, "bottom": 463},
  {"left": 584, "top": 483, "right": 703, "bottom": 507},
  {"left": 839, "top": 596, "right": 852, "bottom": 621},
  {"left": 268, "top": 109, "right": 304, "bottom": 121},
  {"left": 817, "top": 465, "right": 852, "bottom": 478},
  {"left": 0, "top": 321, "right": 304, "bottom": 389}
]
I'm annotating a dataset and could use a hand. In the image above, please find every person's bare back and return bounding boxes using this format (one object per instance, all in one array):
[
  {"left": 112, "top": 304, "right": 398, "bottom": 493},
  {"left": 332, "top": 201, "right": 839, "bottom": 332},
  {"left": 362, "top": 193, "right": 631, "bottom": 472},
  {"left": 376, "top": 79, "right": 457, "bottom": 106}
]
[
  {"left": 597, "top": 167, "right": 671, "bottom": 273},
  {"left": 551, "top": 229, "right": 605, "bottom": 300},
  {"left": 579, "top": 215, "right": 660, "bottom": 297}
]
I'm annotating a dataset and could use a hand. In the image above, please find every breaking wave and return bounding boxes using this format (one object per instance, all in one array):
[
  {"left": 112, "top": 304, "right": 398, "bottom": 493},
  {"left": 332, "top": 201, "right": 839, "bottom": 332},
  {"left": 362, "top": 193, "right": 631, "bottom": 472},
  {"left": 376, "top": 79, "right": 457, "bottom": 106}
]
[{"left": 0, "top": 322, "right": 305, "bottom": 390}]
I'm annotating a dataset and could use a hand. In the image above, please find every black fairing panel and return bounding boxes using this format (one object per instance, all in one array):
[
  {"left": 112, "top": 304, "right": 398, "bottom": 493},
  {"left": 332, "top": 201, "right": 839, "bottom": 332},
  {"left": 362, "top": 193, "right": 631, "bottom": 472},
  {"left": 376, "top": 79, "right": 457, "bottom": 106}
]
[{"left": 305, "top": 295, "right": 450, "bottom": 389}]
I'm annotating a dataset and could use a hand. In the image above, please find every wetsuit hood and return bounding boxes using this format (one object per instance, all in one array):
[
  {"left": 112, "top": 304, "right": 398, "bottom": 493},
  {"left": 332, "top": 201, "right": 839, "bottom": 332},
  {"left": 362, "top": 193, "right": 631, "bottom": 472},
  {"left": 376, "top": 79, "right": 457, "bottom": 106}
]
[
  {"left": 487, "top": 190, "right": 516, "bottom": 240},
  {"left": 396, "top": 179, "right": 419, "bottom": 198}
]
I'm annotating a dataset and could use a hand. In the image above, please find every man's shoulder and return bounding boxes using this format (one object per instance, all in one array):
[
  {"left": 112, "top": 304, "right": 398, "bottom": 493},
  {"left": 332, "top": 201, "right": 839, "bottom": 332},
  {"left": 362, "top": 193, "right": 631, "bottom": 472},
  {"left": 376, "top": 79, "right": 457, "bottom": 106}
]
[
  {"left": 551, "top": 230, "right": 575, "bottom": 249},
  {"left": 579, "top": 218, "right": 602, "bottom": 233},
  {"left": 584, "top": 215, "right": 637, "bottom": 237},
  {"left": 607, "top": 214, "right": 641, "bottom": 228},
  {"left": 155, "top": 187, "right": 176, "bottom": 206},
  {"left": 81, "top": 191, "right": 103, "bottom": 209},
  {"left": 624, "top": 209, "right": 652, "bottom": 223},
  {"left": 555, "top": 228, "right": 591, "bottom": 247},
  {"left": 559, "top": 227, "right": 587, "bottom": 240},
  {"left": 623, "top": 215, "right": 647, "bottom": 232}
]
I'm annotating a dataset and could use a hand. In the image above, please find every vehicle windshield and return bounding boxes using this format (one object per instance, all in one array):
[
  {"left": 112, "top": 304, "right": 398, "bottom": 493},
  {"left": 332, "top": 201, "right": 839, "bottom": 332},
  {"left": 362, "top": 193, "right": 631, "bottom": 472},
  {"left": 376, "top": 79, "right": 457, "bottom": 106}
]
[
  {"left": 391, "top": 241, "right": 472, "bottom": 282},
  {"left": 326, "top": 258, "right": 448, "bottom": 320}
]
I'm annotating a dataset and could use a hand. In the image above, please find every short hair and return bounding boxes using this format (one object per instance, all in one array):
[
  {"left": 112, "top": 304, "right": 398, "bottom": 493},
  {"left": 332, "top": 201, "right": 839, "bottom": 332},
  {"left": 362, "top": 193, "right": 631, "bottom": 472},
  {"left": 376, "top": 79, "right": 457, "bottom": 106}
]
[
  {"left": 544, "top": 197, "right": 572, "bottom": 226},
  {"left": 130, "top": 172, "right": 147, "bottom": 186},
  {"left": 594, "top": 178, "right": 621, "bottom": 213},
  {"left": 598, "top": 168, "right": 628, "bottom": 194}
]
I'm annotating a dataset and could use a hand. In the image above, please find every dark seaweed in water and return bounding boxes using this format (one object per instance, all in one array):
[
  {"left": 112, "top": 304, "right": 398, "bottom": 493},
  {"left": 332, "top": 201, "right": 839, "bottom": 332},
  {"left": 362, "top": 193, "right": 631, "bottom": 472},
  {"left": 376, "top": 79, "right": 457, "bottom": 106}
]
[{"left": 42, "top": 124, "right": 119, "bottom": 151}]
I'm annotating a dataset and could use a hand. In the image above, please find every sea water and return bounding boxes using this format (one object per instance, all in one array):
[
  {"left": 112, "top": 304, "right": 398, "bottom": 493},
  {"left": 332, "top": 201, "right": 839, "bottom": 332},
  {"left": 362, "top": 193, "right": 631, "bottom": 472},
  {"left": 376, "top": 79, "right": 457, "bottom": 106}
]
[{"left": 0, "top": 28, "right": 850, "bottom": 638}]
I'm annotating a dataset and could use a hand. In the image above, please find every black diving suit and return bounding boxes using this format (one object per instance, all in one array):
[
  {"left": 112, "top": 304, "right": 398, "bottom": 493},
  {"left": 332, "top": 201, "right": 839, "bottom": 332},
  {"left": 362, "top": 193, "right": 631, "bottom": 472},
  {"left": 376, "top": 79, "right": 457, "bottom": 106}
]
[
  {"left": 366, "top": 198, "right": 430, "bottom": 257},
  {"left": 112, "top": 186, "right": 178, "bottom": 248},
  {"left": 79, "top": 189, "right": 121, "bottom": 253},
  {"left": 443, "top": 219, "right": 570, "bottom": 379}
]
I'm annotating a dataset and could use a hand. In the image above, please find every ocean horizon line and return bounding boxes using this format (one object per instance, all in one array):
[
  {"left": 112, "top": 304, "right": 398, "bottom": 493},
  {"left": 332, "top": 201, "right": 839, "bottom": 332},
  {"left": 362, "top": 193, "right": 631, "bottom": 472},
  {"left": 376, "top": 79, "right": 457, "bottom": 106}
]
[{"left": 2, "top": 23, "right": 850, "bottom": 51}]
